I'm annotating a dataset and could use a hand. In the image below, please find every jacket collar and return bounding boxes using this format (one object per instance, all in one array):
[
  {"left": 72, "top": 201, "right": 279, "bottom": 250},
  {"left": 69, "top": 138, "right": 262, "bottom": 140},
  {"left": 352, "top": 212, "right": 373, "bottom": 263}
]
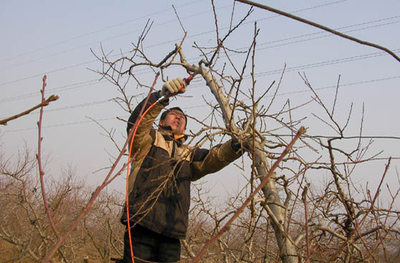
[{"left": 158, "top": 126, "right": 187, "bottom": 145}]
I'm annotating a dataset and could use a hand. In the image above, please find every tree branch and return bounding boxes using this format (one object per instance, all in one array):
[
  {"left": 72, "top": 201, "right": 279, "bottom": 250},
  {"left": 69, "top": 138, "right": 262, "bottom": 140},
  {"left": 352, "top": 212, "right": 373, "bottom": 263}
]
[
  {"left": 0, "top": 84, "right": 59, "bottom": 126},
  {"left": 36, "top": 75, "right": 60, "bottom": 239},
  {"left": 235, "top": 0, "right": 400, "bottom": 63}
]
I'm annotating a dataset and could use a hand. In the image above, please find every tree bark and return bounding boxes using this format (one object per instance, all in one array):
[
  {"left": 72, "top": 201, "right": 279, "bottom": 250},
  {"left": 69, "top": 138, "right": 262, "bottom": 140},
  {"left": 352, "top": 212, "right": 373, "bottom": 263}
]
[
  {"left": 196, "top": 65, "right": 298, "bottom": 262},
  {"left": 254, "top": 146, "right": 298, "bottom": 263}
]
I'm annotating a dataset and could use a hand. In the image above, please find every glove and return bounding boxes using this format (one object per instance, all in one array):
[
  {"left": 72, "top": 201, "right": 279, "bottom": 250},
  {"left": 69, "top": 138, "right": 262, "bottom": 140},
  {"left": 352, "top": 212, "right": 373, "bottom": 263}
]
[{"left": 161, "top": 78, "right": 186, "bottom": 97}]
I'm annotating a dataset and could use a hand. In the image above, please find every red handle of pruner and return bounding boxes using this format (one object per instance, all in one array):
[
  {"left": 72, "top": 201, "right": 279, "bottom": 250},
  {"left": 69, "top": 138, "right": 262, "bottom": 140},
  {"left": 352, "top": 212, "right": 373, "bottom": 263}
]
[
  {"left": 174, "top": 75, "right": 193, "bottom": 94},
  {"left": 183, "top": 75, "right": 194, "bottom": 86}
]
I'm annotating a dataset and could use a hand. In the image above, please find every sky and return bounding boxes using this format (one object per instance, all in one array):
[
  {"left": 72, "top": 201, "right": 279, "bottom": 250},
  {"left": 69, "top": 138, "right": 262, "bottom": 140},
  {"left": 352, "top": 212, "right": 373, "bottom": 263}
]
[{"left": 1, "top": 0, "right": 399, "bottom": 203}]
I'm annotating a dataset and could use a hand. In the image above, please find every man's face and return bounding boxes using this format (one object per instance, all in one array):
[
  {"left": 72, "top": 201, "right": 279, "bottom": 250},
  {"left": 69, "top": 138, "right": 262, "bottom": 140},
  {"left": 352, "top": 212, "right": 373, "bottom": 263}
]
[{"left": 159, "top": 110, "right": 186, "bottom": 135}]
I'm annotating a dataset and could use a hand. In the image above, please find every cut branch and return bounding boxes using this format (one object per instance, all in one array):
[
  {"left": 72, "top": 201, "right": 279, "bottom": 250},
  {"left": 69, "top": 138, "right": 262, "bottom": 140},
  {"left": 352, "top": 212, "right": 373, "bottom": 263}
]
[{"left": 0, "top": 88, "right": 59, "bottom": 126}]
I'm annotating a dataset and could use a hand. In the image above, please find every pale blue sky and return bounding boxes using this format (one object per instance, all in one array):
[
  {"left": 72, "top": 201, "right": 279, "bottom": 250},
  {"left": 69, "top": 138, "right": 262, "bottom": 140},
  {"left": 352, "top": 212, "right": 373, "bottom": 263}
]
[{"left": 1, "top": 0, "right": 399, "bottom": 200}]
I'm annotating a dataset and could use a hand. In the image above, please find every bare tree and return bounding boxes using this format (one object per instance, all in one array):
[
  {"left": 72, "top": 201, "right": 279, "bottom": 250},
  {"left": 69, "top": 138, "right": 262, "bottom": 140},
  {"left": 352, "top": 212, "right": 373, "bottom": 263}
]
[
  {"left": 92, "top": 2, "right": 400, "bottom": 262},
  {"left": 1, "top": 2, "right": 399, "bottom": 263}
]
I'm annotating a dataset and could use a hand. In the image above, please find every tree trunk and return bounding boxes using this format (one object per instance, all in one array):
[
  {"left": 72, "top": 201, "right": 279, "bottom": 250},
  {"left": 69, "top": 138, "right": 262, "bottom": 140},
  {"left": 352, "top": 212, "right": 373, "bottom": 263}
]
[
  {"left": 198, "top": 66, "right": 298, "bottom": 262},
  {"left": 254, "top": 146, "right": 298, "bottom": 263}
]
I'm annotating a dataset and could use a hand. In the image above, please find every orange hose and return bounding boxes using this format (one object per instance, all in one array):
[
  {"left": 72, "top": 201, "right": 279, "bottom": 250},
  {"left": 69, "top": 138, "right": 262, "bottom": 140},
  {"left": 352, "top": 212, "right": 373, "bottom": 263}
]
[{"left": 126, "top": 100, "right": 158, "bottom": 263}]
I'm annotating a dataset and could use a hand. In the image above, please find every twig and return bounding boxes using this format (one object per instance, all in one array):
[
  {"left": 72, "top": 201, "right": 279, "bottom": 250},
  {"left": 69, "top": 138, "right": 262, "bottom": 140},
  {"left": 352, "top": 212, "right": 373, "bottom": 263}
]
[
  {"left": 36, "top": 75, "right": 60, "bottom": 239},
  {"left": 235, "top": 0, "right": 400, "bottom": 63},
  {"left": 208, "top": 4, "right": 253, "bottom": 66},
  {"left": 172, "top": 4, "right": 186, "bottom": 34},
  {"left": 302, "top": 183, "right": 311, "bottom": 263},
  {"left": 331, "top": 74, "right": 341, "bottom": 117}
]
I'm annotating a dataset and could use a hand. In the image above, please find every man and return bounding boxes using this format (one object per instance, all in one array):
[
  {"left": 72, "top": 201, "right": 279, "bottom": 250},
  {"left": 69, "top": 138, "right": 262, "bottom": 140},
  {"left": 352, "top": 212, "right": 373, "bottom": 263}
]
[{"left": 121, "top": 78, "right": 243, "bottom": 263}]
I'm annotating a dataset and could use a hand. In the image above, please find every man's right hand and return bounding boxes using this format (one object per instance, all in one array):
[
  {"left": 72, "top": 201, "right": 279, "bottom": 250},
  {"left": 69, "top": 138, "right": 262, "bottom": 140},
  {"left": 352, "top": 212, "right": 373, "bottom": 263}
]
[{"left": 160, "top": 78, "right": 186, "bottom": 97}]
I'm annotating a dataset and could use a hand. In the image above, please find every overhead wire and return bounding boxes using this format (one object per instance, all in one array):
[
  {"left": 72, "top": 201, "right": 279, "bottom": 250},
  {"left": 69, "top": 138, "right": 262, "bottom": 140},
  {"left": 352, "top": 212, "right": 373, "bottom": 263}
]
[
  {"left": 153, "top": 0, "right": 350, "bottom": 44},
  {"left": 0, "top": 58, "right": 98, "bottom": 87},
  {"left": 3, "top": 74, "right": 399, "bottom": 133},
  {"left": 1, "top": 117, "right": 116, "bottom": 133},
  {"left": 0, "top": 2, "right": 232, "bottom": 73},
  {"left": 252, "top": 49, "right": 400, "bottom": 78},
  {"left": 251, "top": 16, "right": 400, "bottom": 51},
  {"left": 0, "top": 0, "right": 201, "bottom": 63},
  {"left": 0, "top": 98, "right": 112, "bottom": 120},
  {"left": 0, "top": 79, "right": 100, "bottom": 103},
  {"left": 36, "top": 99, "right": 112, "bottom": 114},
  {"left": 2, "top": 4, "right": 231, "bottom": 72},
  {"left": 5, "top": 116, "right": 400, "bottom": 143},
  {"left": 183, "top": 74, "right": 400, "bottom": 110},
  {"left": 2, "top": 46, "right": 399, "bottom": 112},
  {"left": 1, "top": 44, "right": 398, "bottom": 126},
  {"left": 1, "top": 12, "right": 397, "bottom": 94},
  {"left": 2, "top": 1, "right": 399, "bottom": 137},
  {"left": 3, "top": 12, "right": 396, "bottom": 103},
  {"left": 0, "top": 0, "right": 350, "bottom": 87},
  {"left": 2, "top": 46, "right": 399, "bottom": 118}
]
